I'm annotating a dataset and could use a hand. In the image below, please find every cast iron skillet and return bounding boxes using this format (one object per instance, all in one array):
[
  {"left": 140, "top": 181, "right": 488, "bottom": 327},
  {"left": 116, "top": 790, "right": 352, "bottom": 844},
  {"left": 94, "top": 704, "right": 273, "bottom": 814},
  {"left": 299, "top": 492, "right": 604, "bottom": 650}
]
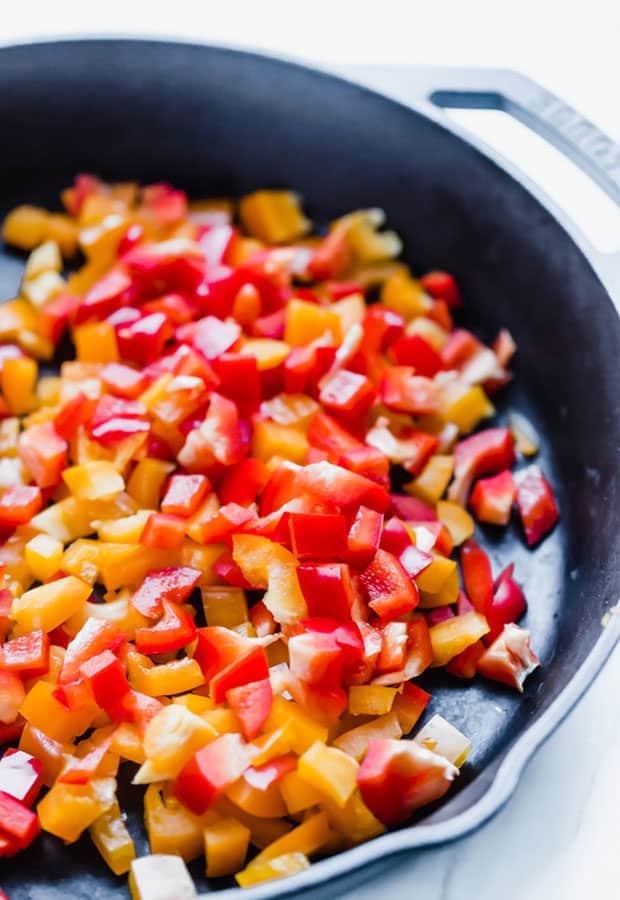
[{"left": 0, "top": 40, "right": 619, "bottom": 900}]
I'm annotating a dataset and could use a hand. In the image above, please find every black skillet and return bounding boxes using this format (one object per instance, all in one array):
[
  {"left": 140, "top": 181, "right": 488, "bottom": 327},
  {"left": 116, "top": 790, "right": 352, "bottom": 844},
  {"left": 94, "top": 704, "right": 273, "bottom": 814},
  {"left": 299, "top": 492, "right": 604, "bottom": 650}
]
[{"left": 0, "top": 40, "right": 618, "bottom": 900}]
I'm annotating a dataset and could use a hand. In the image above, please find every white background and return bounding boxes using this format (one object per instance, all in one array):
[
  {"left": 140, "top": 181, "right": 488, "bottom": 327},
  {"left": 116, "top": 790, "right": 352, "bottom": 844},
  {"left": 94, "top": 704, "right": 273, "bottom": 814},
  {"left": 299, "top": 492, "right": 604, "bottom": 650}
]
[{"left": 1, "top": 3, "right": 619, "bottom": 898}]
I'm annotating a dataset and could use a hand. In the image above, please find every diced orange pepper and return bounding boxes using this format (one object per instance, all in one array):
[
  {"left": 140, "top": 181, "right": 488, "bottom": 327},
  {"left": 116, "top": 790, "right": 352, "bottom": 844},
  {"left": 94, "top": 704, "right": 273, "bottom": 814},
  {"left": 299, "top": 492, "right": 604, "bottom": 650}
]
[
  {"left": 202, "top": 586, "right": 248, "bottom": 628},
  {"left": 144, "top": 784, "right": 216, "bottom": 862},
  {"left": 19, "top": 680, "right": 97, "bottom": 743},
  {"left": 251, "top": 419, "right": 309, "bottom": 465},
  {"left": 284, "top": 299, "right": 342, "bottom": 347},
  {"left": 89, "top": 800, "right": 137, "bottom": 875},
  {"left": 348, "top": 685, "right": 397, "bottom": 717},
  {"left": 127, "top": 651, "right": 204, "bottom": 697},
  {"left": 406, "top": 455, "right": 454, "bottom": 506},
  {"left": 18, "top": 722, "right": 67, "bottom": 786},
  {"left": 204, "top": 817, "right": 251, "bottom": 878},
  {"left": 236, "top": 851, "right": 310, "bottom": 887},
  {"left": 2, "top": 205, "right": 50, "bottom": 249},
  {"left": 297, "top": 742, "right": 359, "bottom": 809},
  {"left": 248, "top": 810, "right": 331, "bottom": 868},
  {"left": 239, "top": 190, "right": 310, "bottom": 244},
  {"left": 226, "top": 777, "right": 287, "bottom": 820},
  {"left": 126, "top": 458, "right": 176, "bottom": 510},
  {"left": 24, "top": 533, "right": 64, "bottom": 582},
  {"left": 241, "top": 338, "right": 290, "bottom": 371},
  {"left": 2, "top": 356, "right": 38, "bottom": 415},
  {"left": 74, "top": 321, "right": 119, "bottom": 364},
  {"left": 63, "top": 460, "right": 125, "bottom": 501},
  {"left": 38, "top": 776, "right": 117, "bottom": 844},
  {"left": 436, "top": 501, "right": 474, "bottom": 546},
  {"left": 429, "top": 611, "right": 490, "bottom": 666},
  {"left": 143, "top": 704, "right": 217, "bottom": 775},
  {"left": 11, "top": 575, "right": 92, "bottom": 633},
  {"left": 381, "top": 267, "right": 430, "bottom": 321}
]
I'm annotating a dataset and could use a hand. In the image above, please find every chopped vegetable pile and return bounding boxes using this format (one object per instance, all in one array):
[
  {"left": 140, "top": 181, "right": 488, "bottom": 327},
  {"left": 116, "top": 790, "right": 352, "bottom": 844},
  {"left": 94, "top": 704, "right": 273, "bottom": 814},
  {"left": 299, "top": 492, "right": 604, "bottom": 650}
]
[{"left": 0, "top": 177, "right": 559, "bottom": 895}]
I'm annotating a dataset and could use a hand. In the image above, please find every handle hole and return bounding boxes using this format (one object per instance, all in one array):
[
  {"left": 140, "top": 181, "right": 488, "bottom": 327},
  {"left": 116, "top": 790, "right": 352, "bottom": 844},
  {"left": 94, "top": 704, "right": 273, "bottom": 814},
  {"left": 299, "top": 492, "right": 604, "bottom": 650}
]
[{"left": 444, "top": 107, "right": 620, "bottom": 255}]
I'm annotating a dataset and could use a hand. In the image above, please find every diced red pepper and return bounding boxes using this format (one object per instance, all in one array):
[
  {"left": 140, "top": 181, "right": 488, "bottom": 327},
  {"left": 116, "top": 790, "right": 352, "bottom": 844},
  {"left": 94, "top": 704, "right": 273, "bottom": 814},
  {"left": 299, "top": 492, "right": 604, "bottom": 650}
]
[
  {"left": 0, "top": 631, "right": 49, "bottom": 679},
  {"left": 420, "top": 270, "right": 462, "bottom": 308},
  {"left": 198, "top": 503, "right": 256, "bottom": 545},
  {"left": 130, "top": 566, "right": 201, "bottom": 619},
  {"left": 140, "top": 513, "right": 187, "bottom": 549},
  {"left": 209, "top": 645, "right": 269, "bottom": 704},
  {"left": 460, "top": 539, "right": 494, "bottom": 614},
  {"left": 123, "top": 239, "right": 206, "bottom": 293},
  {"left": 470, "top": 469, "right": 516, "bottom": 526},
  {"left": 117, "top": 312, "right": 172, "bottom": 365},
  {"left": 174, "top": 733, "right": 256, "bottom": 815},
  {"left": 219, "top": 458, "right": 269, "bottom": 507},
  {"left": 380, "top": 368, "right": 440, "bottom": 416},
  {"left": 0, "top": 750, "right": 42, "bottom": 807},
  {"left": 446, "top": 640, "right": 486, "bottom": 679},
  {"left": 440, "top": 328, "right": 481, "bottom": 369},
  {"left": 294, "top": 461, "right": 389, "bottom": 514},
  {"left": 185, "top": 315, "right": 241, "bottom": 361},
  {"left": 0, "top": 790, "right": 40, "bottom": 851},
  {"left": 388, "top": 493, "right": 437, "bottom": 523},
  {"left": 215, "top": 353, "right": 261, "bottom": 418},
  {"left": 143, "top": 183, "right": 188, "bottom": 226},
  {"left": 80, "top": 650, "right": 131, "bottom": 712},
  {"left": 515, "top": 465, "right": 559, "bottom": 546},
  {"left": 450, "top": 427, "right": 515, "bottom": 504},
  {"left": 358, "top": 548, "right": 419, "bottom": 620},
  {"left": 347, "top": 505, "right": 383, "bottom": 569},
  {"left": 74, "top": 268, "right": 136, "bottom": 324},
  {"left": 160, "top": 473, "right": 210, "bottom": 517},
  {"left": 0, "top": 591, "right": 12, "bottom": 644},
  {"left": 100, "top": 362, "right": 148, "bottom": 399},
  {"left": 390, "top": 334, "right": 443, "bottom": 376},
  {"left": 357, "top": 738, "right": 457, "bottom": 826},
  {"left": 486, "top": 564, "right": 527, "bottom": 640},
  {"left": 39, "top": 293, "right": 80, "bottom": 343},
  {"left": 192, "top": 626, "right": 254, "bottom": 682},
  {"left": 213, "top": 551, "right": 255, "bottom": 589},
  {"left": 0, "top": 486, "right": 42, "bottom": 528},
  {"left": 319, "top": 370, "right": 376, "bottom": 421},
  {"left": 54, "top": 392, "right": 97, "bottom": 441},
  {"left": 243, "top": 754, "right": 297, "bottom": 791},
  {"left": 134, "top": 602, "right": 197, "bottom": 655},
  {"left": 60, "top": 619, "right": 124, "bottom": 685},
  {"left": 90, "top": 416, "right": 150, "bottom": 447},
  {"left": 288, "top": 631, "right": 344, "bottom": 688},
  {"left": 226, "top": 678, "right": 273, "bottom": 740},
  {"left": 307, "top": 227, "right": 352, "bottom": 281},
  {"left": 17, "top": 423, "right": 67, "bottom": 489},
  {"left": 477, "top": 623, "right": 539, "bottom": 692},
  {"left": 0, "top": 671, "right": 25, "bottom": 725},
  {"left": 297, "top": 563, "right": 354, "bottom": 620},
  {"left": 288, "top": 512, "right": 348, "bottom": 560}
]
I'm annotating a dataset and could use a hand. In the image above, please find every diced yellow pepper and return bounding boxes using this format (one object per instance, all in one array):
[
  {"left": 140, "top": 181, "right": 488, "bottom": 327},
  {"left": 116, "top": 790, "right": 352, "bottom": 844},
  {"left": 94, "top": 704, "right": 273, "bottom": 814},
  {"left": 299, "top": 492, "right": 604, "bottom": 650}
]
[
  {"left": 24, "top": 533, "right": 63, "bottom": 581},
  {"left": 414, "top": 714, "right": 471, "bottom": 768},
  {"left": 415, "top": 553, "right": 457, "bottom": 595},
  {"left": 90, "top": 800, "right": 137, "bottom": 875},
  {"left": 419, "top": 566, "right": 460, "bottom": 609},
  {"left": 19, "top": 680, "right": 97, "bottom": 742},
  {"left": 2, "top": 356, "right": 38, "bottom": 415},
  {"left": 348, "top": 685, "right": 397, "bottom": 717},
  {"left": 226, "top": 778, "right": 287, "bottom": 820},
  {"left": 405, "top": 316, "right": 449, "bottom": 352},
  {"left": 406, "top": 455, "right": 454, "bottom": 506},
  {"left": 239, "top": 190, "right": 310, "bottom": 244},
  {"left": 250, "top": 724, "right": 294, "bottom": 767},
  {"left": 204, "top": 817, "right": 251, "bottom": 878},
  {"left": 284, "top": 298, "right": 342, "bottom": 347},
  {"left": 22, "top": 270, "right": 66, "bottom": 309},
  {"left": 24, "top": 240, "right": 62, "bottom": 279},
  {"left": 380, "top": 267, "right": 430, "bottom": 321},
  {"left": 279, "top": 770, "right": 325, "bottom": 816},
  {"left": 241, "top": 338, "right": 291, "bottom": 371},
  {"left": 263, "top": 696, "right": 328, "bottom": 755},
  {"left": 0, "top": 417, "right": 19, "bottom": 456},
  {"left": 215, "top": 797, "right": 292, "bottom": 850},
  {"left": 74, "top": 321, "right": 119, "bottom": 364},
  {"left": 231, "top": 536, "right": 307, "bottom": 624},
  {"left": 61, "top": 539, "right": 101, "bottom": 584},
  {"left": 63, "top": 460, "right": 125, "bottom": 501},
  {"left": 429, "top": 611, "right": 490, "bottom": 666},
  {"left": 436, "top": 501, "right": 474, "bottom": 546},
  {"left": 441, "top": 383, "right": 494, "bottom": 434},
  {"left": 18, "top": 722, "right": 67, "bottom": 786},
  {"left": 126, "top": 457, "right": 175, "bottom": 509},
  {"left": 99, "top": 544, "right": 178, "bottom": 591},
  {"left": 38, "top": 776, "right": 117, "bottom": 844},
  {"left": 259, "top": 393, "right": 318, "bottom": 429},
  {"left": 11, "top": 575, "right": 91, "bottom": 633},
  {"left": 249, "top": 811, "right": 330, "bottom": 868},
  {"left": 201, "top": 708, "right": 241, "bottom": 735},
  {"left": 96, "top": 510, "right": 150, "bottom": 543},
  {"left": 143, "top": 704, "right": 217, "bottom": 775},
  {"left": 144, "top": 784, "right": 216, "bottom": 862},
  {"left": 110, "top": 723, "right": 146, "bottom": 765},
  {"left": 0, "top": 298, "right": 37, "bottom": 341},
  {"left": 333, "top": 712, "right": 402, "bottom": 761},
  {"left": 127, "top": 652, "right": 205, "bottom": 697},
  {"left": 320, "top": 789, "right": 385, "bottom": 846},
  {"left": 202, "top": 585, "right": 248, "bottom": 628},
  {"left": 37, "top": 376, "right": 61, "bottom": 406},
  {"left": 79, "top": 214, "right": 130, "bottom": 266},
  {"left": 346, "top": 214, "right": 401, "bottom": 264},
  {"left": 65, "top": 595, "right": 149, "bottom": 640},
  {"left": 130, "top": 853, "right": 197, "bottom": 900},
  {"left": 18, "top": 330, "right": 54, "bottom": 361},
  {"left": 251, "top": 420, "right": 309, "bottom": 465},
  {"left": 2, "top": 205, "right": 50, "bottom": 249},
  {"left": 179, "top": 540, "right": 224, "bottom": 585},
  {"left": 236, "top": 851, "right": 310, "bottom": 887},
  {"left": 173, "top": 694, "right": 215, "bottom": 715},
  {"left": 297, "top": 742, "right": 359, "bottom": 809}
]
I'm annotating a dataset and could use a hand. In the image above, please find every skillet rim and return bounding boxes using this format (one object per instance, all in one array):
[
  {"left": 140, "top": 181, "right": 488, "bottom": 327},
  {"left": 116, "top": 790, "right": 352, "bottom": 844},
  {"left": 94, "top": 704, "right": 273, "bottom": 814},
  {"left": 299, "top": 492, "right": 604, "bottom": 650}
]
[{"left": 0, "top": 37, "right": 618, "bottom": 898}]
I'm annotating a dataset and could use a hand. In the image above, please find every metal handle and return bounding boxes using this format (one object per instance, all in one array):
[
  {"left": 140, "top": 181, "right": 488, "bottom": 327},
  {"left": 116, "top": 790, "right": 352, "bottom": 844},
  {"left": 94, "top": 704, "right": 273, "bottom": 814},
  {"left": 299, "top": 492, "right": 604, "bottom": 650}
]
[{"left": 336, "top": 65, "right": 620, "bottom": 296}]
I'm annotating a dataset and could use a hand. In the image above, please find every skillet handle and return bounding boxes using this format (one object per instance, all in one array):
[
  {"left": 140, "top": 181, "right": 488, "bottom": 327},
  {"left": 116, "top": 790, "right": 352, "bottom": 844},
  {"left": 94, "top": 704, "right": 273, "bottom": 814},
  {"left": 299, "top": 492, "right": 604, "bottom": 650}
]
[
  {"left": 339, "top": 65, "right": 620, "bottom": 294},
  {"left": 415, "top": 67, "right": 620, "bottom": 208}
]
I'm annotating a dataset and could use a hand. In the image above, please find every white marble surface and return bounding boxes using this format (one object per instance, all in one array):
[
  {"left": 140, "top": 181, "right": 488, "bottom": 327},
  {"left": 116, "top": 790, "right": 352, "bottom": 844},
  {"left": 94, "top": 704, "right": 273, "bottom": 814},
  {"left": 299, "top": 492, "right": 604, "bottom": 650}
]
[{"left": 1, "top": 4, "right": 619, "bottom": 897}]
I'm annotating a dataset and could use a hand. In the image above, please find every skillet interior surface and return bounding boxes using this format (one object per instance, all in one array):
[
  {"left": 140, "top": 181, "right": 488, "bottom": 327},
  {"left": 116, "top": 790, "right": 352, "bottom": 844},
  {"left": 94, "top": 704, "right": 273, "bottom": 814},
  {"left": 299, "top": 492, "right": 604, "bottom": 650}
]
[{"left": 0, "top": 40, "right": 618, "bottom": 898}]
